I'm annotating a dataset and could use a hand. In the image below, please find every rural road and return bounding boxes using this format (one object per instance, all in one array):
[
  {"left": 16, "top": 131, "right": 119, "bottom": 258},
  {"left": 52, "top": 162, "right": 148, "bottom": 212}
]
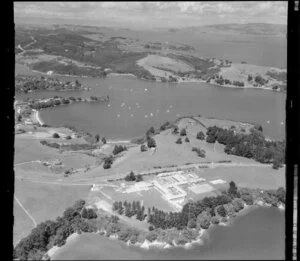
[{"left": 14, "top": 195, "right": 37, "bottom": 227}]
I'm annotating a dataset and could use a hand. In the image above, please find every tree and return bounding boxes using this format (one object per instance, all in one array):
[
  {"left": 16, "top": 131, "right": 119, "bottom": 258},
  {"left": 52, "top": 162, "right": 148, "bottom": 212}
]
[
  {"left": 197, "top": 211, "right": 211, "bottom": 229},
  {"left": 187, "top": 219, "right": 197, "bottom": 228},
  {"left": 176, "top": 138, "right": 182, "bottom": 144},
  {"left": 147, "top": 137, "right": 156, "bottom": 148},
  {"left": 52, "top": 132, "right": 60, "bottom": 138},
  {"left": 125, "top": 171, "right": 136, "bottom": 181},
  {"left": 117, "top": 202, "right": 124, "bottom": 215},
  {"left": 232, "top": 198, "right": 244, "bottom": 212},
  {"left": 241, "top": 193, "right": 253, "bottom": 205},
  {"left": 101, "top": 137, "right": 107, "bottom": 144},
  {"left": 247, "top": 75, "right": 253, "bottom": 81},
  {"left": 172, "top": 126, "right": 179, "bottom": 134},
  {"left": 180, "top": 128, "right": 187, "bottom": 136},
  {"left": 228, "top": 181, "right": 239, "bottom": 198},
  {"left": 103, "top": 156, "right": 113, "bottom": 169},
  {"left": 185, "top": 137, "right": 190, "bottom": 143},
  {"left": 140, "top": 144, "right": 147, "bottom": 152},
  {"left": 196, "top": 131, "right": 205, "bottom": 140},
  {"left": 95, "top": 134, "right": 100, "bottom": 142},
  {"left": 112, "top": 202, "right": 119, "bottom": 212},
  {"left": 86, "top": 208, "right": 98, "bottom": 219},
  {"left": 81, "top": 208, "right": 88, "bottom": 219},
  {"left": 216, "top": 205, "right": 227, "bottom": 217},
  {"left": 276, "top": 187, "right": 286, "bottom": 203},
  {"left": 146, "top": 127, "right": 155, "bottom": 136},
  {"left": 211, "top": 216, "right": 220, "bottom": 225}
]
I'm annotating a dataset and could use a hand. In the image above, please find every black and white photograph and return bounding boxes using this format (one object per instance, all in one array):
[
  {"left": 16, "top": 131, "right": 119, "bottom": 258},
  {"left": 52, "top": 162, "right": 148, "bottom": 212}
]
[{"left": 12, "top": 1, "right": 296, "bottom": 260}]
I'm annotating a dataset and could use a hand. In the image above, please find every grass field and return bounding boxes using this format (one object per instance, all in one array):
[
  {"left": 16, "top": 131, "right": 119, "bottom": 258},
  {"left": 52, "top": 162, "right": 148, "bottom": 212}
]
[
  {"left": 99, "top": 186, "right": 176, "bottom": 212},
  {"left": 14, "top": 201, "right": 35, "bottom": 246},
  {"left": 14, "top": 179, "right": 91, "bottom": 243},
  {"left": 194, "top": 166, "right": 285, "bottom": 190}
]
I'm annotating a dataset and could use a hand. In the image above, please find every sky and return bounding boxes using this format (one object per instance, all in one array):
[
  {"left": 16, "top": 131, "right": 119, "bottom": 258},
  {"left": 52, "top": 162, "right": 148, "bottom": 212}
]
[{"left": 14, "top": 2, "right": 287, "bottom": 29}]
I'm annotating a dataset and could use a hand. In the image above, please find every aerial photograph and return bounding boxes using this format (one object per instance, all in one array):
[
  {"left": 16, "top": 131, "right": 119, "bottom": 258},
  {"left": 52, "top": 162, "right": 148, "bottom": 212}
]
[{"left": 14, "top": 2, "right": 287, "bottom": 260}]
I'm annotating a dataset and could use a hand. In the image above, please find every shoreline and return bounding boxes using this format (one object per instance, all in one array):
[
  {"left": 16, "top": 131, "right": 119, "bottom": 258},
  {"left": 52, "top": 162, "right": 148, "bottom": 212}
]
[
  {"left": 33, "top": 110, "right": 44, "bottom": 126},
  {"left": 16, "top": 63, "right": 283, "bottom": 93},
  {"left": 46, "top": 204, "right": 285, "bottom": 260}
]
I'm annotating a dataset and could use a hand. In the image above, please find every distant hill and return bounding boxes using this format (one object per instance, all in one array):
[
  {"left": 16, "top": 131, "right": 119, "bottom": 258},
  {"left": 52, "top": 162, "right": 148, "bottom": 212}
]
[{"left": 182, "top": 23, "right": 286, "bottom": 37}]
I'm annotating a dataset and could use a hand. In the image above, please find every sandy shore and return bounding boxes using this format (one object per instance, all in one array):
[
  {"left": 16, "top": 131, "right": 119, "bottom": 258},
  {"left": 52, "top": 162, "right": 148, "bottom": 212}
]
[{"left": 32, "top": 110, "right": 44, "bottom": 126}]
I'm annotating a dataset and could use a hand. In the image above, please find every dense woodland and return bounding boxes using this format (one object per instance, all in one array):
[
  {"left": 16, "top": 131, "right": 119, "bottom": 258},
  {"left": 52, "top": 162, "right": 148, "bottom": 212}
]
[{"left": 14, "top": 200, "right": 98, "bottom": 260}]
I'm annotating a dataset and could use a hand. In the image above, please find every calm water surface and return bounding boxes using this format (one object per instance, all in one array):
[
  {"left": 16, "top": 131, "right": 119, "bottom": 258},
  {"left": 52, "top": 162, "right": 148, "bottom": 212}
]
[
  {"left": 53, "top": 207, "right": 285, "bottom": 260},
  {"left": 17, "top": 74, "right": 285, "bottom": 140}
]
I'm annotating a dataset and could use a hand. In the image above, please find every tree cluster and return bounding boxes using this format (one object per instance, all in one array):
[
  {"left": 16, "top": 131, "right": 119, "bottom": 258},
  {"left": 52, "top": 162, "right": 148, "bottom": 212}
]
[
  {"left": 205, "top": 125, "right": 285, "bottom": 168},
  {"left": 124, "top": 171, "right": 143, "bottom": 182},
  {"left": 112, "top": 200, "right": 146, "bottom": 221},
  {"left": 14, "top": 200, "right": 99, "bottom": 260},
  {"left": 112, "top": 145, "right": 127, "bottom": 155},
  {"left": 254, "top": 75, "right": 269, "bottom": 86}
]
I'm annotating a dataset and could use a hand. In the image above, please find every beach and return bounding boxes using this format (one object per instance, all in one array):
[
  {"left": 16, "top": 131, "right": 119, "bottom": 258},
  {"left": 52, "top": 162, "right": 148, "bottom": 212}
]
[{"left": 33, "top": 110, "right": 44, "bottom": 126}]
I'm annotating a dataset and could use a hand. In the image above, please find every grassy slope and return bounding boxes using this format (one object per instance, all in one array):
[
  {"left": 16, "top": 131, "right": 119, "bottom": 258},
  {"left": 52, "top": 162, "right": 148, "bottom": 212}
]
[{"left": 14, "top": 179, "right": 90, "bottom": 245}]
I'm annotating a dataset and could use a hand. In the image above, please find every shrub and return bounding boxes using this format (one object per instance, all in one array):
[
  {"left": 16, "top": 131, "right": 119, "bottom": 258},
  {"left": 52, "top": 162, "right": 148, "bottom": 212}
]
[
  {"left": 216, "top": 205, "right": 227, "bottom": 217},
  {"left": 241, "top": 193, "right": 253, "bottom": 205},
  {"left": 146, "top": 232, "right": 158, "bottom": 242},
  {"left": 192, "top": 147, "right": 206, "bottom": 158},
  {"left": 176, "top": 138, "right": 182, "bottom": 144},
  {"left": 232, "top": 198, "right": 244, "bottom": 212},
  {"left": 160, "top": 121, "right": 170, "bottom": 131},
  {"left": 276, "top": 187, "right": 286, "bottom": 204},
  {"left": 172, "top": 126, "right": 179, "bottom": 134},
  {"left": 185, "top": 137, "right": 190, "bottom": 142},
  {"left": 211, "top": 216, "right": 220, "bottom": 225},
  {"left": 140, "top": 144, "right": 148, "bottom": 152},
  {"left": 65, "top": 135, "right": 72, "bottom": 140},
  {"left": 180, "top": 128, "right": 187, "bottom": 136},
  {"left": 101, "top": 137, "right": 107, "bottom": 144},
  {"left": 52, "top": 132, "right": 60, "bottom": 138},
  {"left": 196, "top": 131, "right": 205, "bottom": 140}
]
